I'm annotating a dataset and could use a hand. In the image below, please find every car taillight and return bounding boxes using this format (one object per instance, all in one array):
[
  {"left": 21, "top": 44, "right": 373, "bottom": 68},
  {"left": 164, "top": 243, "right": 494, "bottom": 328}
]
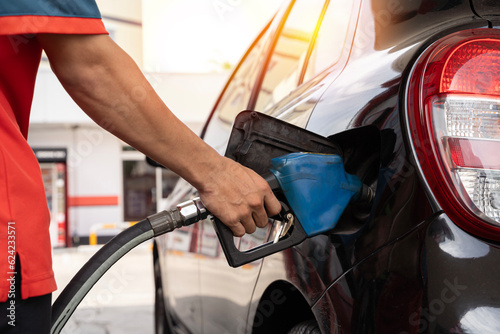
[{"left": 407, "top": 29, "right": 500, "bottom": 240}]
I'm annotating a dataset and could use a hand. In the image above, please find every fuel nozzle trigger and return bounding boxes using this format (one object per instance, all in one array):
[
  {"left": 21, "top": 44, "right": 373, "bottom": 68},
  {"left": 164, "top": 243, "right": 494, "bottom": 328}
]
[{"left": 212, "top": 177, "right": 309, "bottom": 268}]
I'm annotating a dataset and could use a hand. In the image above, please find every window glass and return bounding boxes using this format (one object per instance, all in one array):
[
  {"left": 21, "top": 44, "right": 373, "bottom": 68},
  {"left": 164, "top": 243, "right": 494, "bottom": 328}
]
[
  {"left": 303, "top": 0, "right": 354, "bottom": 82},
  {"left": 217, "top": 26, "right": 273, "bottom": 124},
  {"left": 202, "top": 23, "right": 276, "bottom": 153},
  {"left": 123, "top": 160, "right": 156, "bottom": 221},
  {"left": 122, "top": 159, "right": 179, "bottom": 221},
  {"left": 254, "top": 0, "right": 325, "bottom": 112}
]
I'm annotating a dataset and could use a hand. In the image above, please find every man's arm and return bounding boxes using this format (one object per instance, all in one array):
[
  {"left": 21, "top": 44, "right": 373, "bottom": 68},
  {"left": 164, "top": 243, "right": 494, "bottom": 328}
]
[{"left": 36, "top": 33, "right": 281, "bottom": 236}]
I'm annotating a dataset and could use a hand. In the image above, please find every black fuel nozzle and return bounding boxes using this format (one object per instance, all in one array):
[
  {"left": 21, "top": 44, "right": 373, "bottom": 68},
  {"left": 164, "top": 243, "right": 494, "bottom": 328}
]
[{"left": 147, "top": 152, "right": 376, "bottom": 269}]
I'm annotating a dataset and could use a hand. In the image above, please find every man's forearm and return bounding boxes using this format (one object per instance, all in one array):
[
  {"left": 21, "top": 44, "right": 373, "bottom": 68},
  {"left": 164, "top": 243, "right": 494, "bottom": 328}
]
[{"left": 37, "top": 33, "right": 220, "bottom": 191}]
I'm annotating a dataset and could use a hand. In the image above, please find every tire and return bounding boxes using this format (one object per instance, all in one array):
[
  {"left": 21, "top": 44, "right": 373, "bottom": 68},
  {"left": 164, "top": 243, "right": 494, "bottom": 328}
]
[
  {"left": 287, "top": 320, "right": 321, "bottom": 334},
  {"left": 154, "top": 258, "right": 172, "bottom": 334}
]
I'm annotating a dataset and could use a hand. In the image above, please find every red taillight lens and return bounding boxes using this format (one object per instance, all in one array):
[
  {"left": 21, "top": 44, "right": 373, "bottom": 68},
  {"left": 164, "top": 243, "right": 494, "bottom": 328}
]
[
  {"left": 441, "top": 40, "right": 500, "bottom": 95},
  {"left": 408, "top": 29, "right": 500, "bottom": 240},
  {"left": 448, "top": 137, "right": 500, "bottom": 169}
]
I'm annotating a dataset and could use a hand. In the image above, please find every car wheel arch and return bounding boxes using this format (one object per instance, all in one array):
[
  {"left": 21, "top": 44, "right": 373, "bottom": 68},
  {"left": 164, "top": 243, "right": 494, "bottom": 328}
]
[{"left": 251, "top": 280, "right": 316, "bottom": 334}]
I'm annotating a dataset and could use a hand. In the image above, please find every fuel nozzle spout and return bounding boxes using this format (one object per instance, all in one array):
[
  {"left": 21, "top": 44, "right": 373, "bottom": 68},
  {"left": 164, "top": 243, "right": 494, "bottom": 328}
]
[{"left": 359, "top": 183, "right": 375, "bottom": 204}]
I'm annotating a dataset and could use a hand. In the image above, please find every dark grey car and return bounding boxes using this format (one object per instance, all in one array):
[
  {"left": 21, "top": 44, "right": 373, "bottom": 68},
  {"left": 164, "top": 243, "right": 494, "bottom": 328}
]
[{"left": 154, "top": 0, "right": 500, "bottom": 333}]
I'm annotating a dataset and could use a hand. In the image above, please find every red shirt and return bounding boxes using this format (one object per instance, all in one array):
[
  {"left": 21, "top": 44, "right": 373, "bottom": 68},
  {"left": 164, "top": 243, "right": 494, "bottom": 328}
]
[{"left": 0, "top": 4, "right": 107, "bottom": 301}]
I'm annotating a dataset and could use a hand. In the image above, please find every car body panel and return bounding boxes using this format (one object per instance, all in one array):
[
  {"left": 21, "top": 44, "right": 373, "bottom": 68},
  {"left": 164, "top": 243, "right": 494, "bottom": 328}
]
[
  {"left": 198, "top": 220, "right": 265, "bottom": 333},
  {"left": 157, "top": 182, "right": 202, "bottom": 333},
  {"left": 314, "top": 212, "right": 500, "bottom": 333},
  {"left": 472, "top": 0, "right": 500, "bottom": 20}
]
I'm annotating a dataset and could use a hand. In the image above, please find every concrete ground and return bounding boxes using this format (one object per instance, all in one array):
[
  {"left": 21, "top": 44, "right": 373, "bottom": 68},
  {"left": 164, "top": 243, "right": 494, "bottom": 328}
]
[{"left": 52, "top": 242, "right": 155, "bottom": 334}]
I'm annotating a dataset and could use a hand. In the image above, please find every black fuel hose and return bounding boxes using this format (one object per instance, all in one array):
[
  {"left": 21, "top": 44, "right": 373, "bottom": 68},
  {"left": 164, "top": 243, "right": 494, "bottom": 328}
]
[
  {"left": 50, "top": 181, "right": 373, "bottom": 333},
  {"left": 50, "top": 198, "right": 208, "bottom": 334}
]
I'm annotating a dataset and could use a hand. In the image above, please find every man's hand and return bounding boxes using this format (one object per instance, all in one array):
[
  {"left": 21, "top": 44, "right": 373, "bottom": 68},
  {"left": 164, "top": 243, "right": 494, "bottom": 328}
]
[{"left": 198, "top": 157, "right": 281, "bottom": 237}]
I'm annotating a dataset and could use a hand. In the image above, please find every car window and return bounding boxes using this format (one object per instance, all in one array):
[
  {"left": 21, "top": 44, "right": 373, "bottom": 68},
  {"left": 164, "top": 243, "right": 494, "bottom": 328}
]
[
  {"left": 254, "top": 0, "right": 326, "bottom": 112},
  {"left": 202, "top": 22, "right": 276, "bottom": 153},
  {"left": 216, "top": 25, "right": 274, "bottom": 124},
  {"left": 302, "top": 0, "right": 354, "bottom": 82}
]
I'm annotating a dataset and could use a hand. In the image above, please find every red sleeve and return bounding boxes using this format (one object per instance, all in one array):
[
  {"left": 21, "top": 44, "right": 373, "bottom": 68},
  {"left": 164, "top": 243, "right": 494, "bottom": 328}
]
[
  {"left": 0, "top": 15, "right": 108, "bottom": 35},
  {"left": 0, "top": 0, "right": 108, "bottom": 35}
]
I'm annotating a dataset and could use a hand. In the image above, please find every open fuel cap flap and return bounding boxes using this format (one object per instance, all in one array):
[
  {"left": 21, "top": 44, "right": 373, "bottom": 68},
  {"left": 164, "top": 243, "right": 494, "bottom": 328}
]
[{"left": 213, "top": 111, "right": 346, "bottom": 267}]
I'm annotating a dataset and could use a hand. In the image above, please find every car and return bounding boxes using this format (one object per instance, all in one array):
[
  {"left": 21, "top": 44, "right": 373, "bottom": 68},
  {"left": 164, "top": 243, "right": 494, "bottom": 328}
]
[{"left": 153, "top": 0, "right": 500, "bottom": 333}]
